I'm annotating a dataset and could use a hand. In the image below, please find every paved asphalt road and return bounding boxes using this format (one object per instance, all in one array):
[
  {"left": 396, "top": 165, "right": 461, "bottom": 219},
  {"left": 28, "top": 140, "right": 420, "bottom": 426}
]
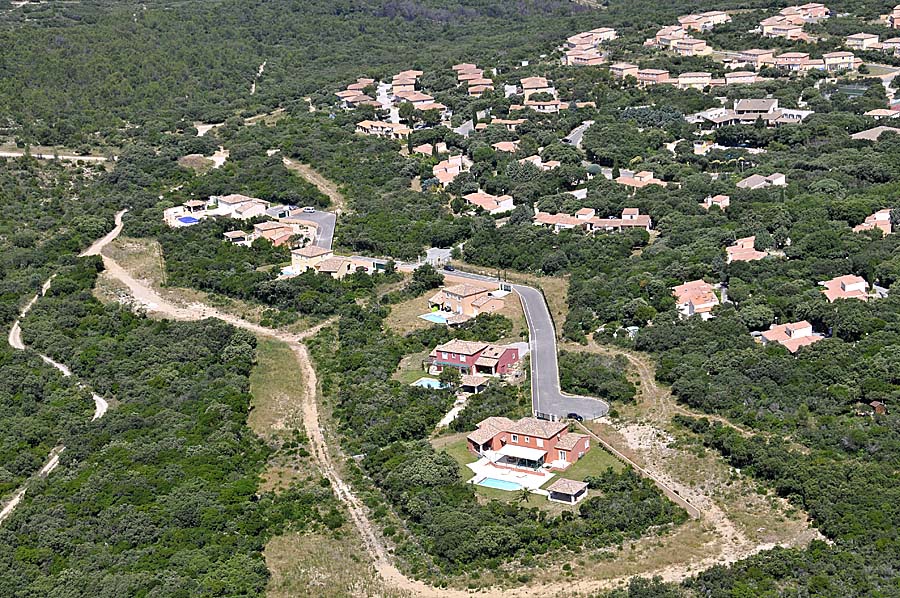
[
  {"left": 441, "top": 268, "right": 610, "bottom": 421},
  {"left": 562, "top": 120, "right": 594, "bottom": 149},
  {"left": 453, "top": 119, "right": 475, "bottom": 137},
  {"left": 302, "top": 211, "right": 336, "bottom": 250}
]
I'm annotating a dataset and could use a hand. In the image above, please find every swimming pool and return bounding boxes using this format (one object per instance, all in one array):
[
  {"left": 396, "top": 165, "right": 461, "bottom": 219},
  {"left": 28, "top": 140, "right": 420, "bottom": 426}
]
[
  {"left": 412, "top": 377, "right": 447, "bottom": 389},
  {"left": 177, "top": 216, "right": 200, "bottom": 225},
  {"left": 419, "top": 312, "right": 448, "bottom": 324},
  {"left": 476, "top": 477, "right": 523, "bottom": 491}
]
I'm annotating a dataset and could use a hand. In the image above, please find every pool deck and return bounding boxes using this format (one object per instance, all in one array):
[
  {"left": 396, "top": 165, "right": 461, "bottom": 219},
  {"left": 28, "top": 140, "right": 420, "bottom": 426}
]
[
  {"left": 467, "top": 457, "right": 554, "bottom": 491},
  {"left": 418, "top": 312, "right": 448, "bottom": 324},
  {"left": 411, "top": 377, "right": 447, "bottom": 389}
]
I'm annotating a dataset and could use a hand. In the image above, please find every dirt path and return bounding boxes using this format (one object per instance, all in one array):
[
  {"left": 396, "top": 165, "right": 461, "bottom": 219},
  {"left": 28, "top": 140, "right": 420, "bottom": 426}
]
[
  {"left": 88, "top": 214, "right": 819, "bottom": 595},
  {"left": 0, "top": 211, "right": 127, "bottom": 526},
  {"left": 282, "top": 157, "right": 348, "bottom": 213},
  {"left": 584, "top": 342, "right": 755, "bottom": 437},
  {"left": 566, "top": 341, "right": 822, "bottom": 578}
]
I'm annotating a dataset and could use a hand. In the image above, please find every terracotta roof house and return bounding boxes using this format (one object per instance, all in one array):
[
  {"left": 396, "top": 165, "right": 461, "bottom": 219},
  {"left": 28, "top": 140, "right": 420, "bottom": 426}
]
[
  {"left": 616, "top": 170, "right": 667, "bottom": 189},
  {"left": 491, "top": 140, "right": 520, "bottom": 153},
  {"left": 468, "top": 84, "right": 494, "bottom": 97},
  {"left": 673, "top": 280, "right": 720, "bottom": 320},
  {"left": 463, "top": 191, "right": 515, "bottom": 214},
  {"left": 412, "top": 142, "right": 448, "bottom": 156},
  {"left": 888, "top": 5, "right": 900, "bottom": 29},
  {"left": 853, "top": 208, "right": 893, "bottom": 235},
  {"left": 676, "top": 71, "right": 712, "bottom": 89},
  {"left": 821, "top": 275, "right": 869, "bottom": 302},
  {"left": 737, "top": 173, "right": 786, "bottom": 189},
  {"left": 851, "top": 126, "right": 900, "bottom": 141},
  {"left": 452, "top": 63, "right": 477, "bottom": 72},
  {"left": 566, "top": 50, "right": 607, "bottom": 67},
  {"left": 637, "top": 69, "right": 670, "bottom": 86},
  {"left": 774, "top": 51, "right": 811, "bottom": 70},
  {"left": 738, "top": 48, "right": 776, "bottom": 69},
  {"left": 427, "top": 340, "right": 520, "bottom": 377},
  {"left": 725, "top": 71, "right": 758, "bottom": 85},
  {"left": 253, "top": 220, "right": 295, "bottom": 245},
  {"left": 213, "top": 194, "right": 269, "bottom": 219},
  {"left": 610, "top": 62, "right": 639, "bottom": 79},
  {"left": 466, "top": 416, "right": 591, "bottom": 470},
  {"left": 589, "top": 208, "right": 653, "bottom": 232},
  {"left": 457, "top": 69, "right": 484, "bottom": 81},
  {"left": 428, "top": 283, "right": 505, "bottom": 320},
  {"left": 355, "top": 120, "right": 411, "bottom": 140},
  {"left": 761, "top": 320, "right": 824, "bottom": 353},
  {"left": 845, "top": 32, "right": 880, "bottom": 50},
  {"left": 786, "top": 2, "right": 829, "bottom": 20},
  {"left": 823, "top": 51, "right": 861, "bottom": 71},
  {"left": 394, "top": 90, "right": 436, "bottom": 107},
  {"left": 432, "top": 155, "right": 472, "bottom": 186},
  {"left": 679, "top": 10, "right": 731, "bottom": 31},
  {"left": 881, "top": 37, "right": 900, "bottom": 50},
  {"left": 702, "top": 194, "right": 731, "bottom": 210},
  {"left": 864, "top": 109, "right": 900, "bottom": 120},
  {"left": 315, "top": 257, "right": 354, "bottom": 279},
  {"left": 726, "top": 236, "right": 766, "bottom": 263},
  {"left": 672, "top": 38, "right": 712, "bottom": 57},
  {"left": 520, "top": 76, "right": 555, "bottom": 100},
  {"left": 290, "top": 245, "right": 334, "bottom": 274},
  {"left": 533, "top": 211, "right": 589, "bottom": 232},
  {"left": 691, "top": 98, "right": 813, "bottom": 129},
  {"left": 518, "top": 155, "right": 560, "bottom": 171}
]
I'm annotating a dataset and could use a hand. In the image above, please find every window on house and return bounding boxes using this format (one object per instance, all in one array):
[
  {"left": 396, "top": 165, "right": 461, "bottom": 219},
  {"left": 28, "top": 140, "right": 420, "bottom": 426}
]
[
  {"left": 558, "top": 450, "right": 567, "bottom": 460},
  {"left": 441, "top": 352, "right": 447, "bottom": 359},
  {"left": 511, "top": 434, "right": 518, "bottom": 442},
  {"left": 536, "top": 439, "right": 543, "bottom": 448},
  {"left": 525, "top": 437, "right": 530, "bottom": 443}
]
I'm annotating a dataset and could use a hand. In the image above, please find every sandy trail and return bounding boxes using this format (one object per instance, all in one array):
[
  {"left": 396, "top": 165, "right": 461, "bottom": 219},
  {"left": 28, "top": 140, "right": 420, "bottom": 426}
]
[
  {"left": 0, "top": 212, "right": 127, "bottom": 526},
  {"left": 8, "top": 208, "right": 814, "bottom": 593},
  {"left": 97, "top": 228, "right": 801, "bottom": 596},
  {"left": 282, "top": 157, "right": 348, "bottom": 213}
]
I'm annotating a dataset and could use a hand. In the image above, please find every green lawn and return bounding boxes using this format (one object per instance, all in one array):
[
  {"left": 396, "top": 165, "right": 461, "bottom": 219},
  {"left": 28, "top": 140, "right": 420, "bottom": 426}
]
[
  {"left": 392, "top": 349, "right": 432, "bottom": 385},
  {"left": 436, "top": 435, "right": 478, "bottom": 481},
  {"left": 558, "top": 442, "right": 623, "bottom": 482}
]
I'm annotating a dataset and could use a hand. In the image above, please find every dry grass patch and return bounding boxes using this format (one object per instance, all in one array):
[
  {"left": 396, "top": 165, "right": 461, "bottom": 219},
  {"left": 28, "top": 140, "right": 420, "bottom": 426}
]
[
  {"left": 101, "top": 236, "right": 314, "bottom": 329},
  {"left": 265, "top": 532, "right": 410, "bottom": 598},
  {"left": 248, "top": 338, "right": 305, "bottom": 440},
  {"left": 177, "top": 154, "right": 214, "bottom": 173},
  {"left": 447, "top": 262, "right": 570, "bottom": 334},
  {"left": 385, "top": 274, "right": 528, "bottom": 340}
]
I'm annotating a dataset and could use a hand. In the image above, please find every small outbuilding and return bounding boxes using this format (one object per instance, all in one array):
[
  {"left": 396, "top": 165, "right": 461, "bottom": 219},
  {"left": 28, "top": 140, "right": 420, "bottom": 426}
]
[{"left": 546, "top": 478, "right": 589, "bottom": 505}]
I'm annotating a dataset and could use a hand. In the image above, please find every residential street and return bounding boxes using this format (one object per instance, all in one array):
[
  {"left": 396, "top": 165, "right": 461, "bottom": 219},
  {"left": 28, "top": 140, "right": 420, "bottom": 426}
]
[
  {"left": 562, "top": 119, "right": 594, "bottom": 148},
  {"left": 302, "top": 210, "right": 336, "bottom": 249},
  {"left": 434, "top": 268, "right": 610, "bottom": 421}
]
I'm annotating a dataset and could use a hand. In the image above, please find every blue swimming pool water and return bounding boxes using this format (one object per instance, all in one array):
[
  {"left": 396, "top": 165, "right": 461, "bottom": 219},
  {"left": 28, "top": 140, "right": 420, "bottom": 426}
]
[
  {"left": 419, "top": 312, "right": 448, "bottom": 324},
  {"left": 412, "top": 377, "right": 446, "bottom": 389},
  {"left": 476, "top": 477, "right": 523, "bottom": 491},
  {"left": 178, "top": 216, "right": 200, "bottom": 224}
]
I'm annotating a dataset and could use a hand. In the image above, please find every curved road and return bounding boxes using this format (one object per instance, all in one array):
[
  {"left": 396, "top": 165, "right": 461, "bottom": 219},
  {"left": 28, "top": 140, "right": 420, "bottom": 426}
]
[{"left": 428, "top": 268, "right": 610, "bottom": 421}]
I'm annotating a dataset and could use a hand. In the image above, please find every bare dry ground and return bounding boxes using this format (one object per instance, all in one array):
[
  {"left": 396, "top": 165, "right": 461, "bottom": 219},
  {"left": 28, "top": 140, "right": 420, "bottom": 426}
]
[
  {"left": 446, "top": 264, "right": 570, "bottom": 334},
  {"left": 265, "top": 532, "right": 411, "bottom": 598},
  {"left": 282, "top": 157, "right": 348, "bottom": 213},
  {"left": 95, "top": 236, "right": 311, "bottom": 334},
  {"left": 177, "top": 153, "right": 214, "bottom": 173},
  {"left": 384, "top": 279, "right": 528, "bottom": 342}
]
